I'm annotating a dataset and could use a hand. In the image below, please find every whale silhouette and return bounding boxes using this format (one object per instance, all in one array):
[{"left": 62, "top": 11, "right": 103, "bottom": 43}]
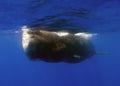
[{"left": 22, "top": 26, "right": 96, "bottom": 63}]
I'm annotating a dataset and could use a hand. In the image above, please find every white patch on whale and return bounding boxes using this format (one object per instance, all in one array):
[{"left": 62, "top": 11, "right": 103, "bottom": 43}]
[
  {"left": 55, "top": 32, "right": 69, "bottom": 36},
  {"left": 22, "top": 26, "right": 31, "bottom": 51},
  {"left": 73, "top": 55, "right": 81, "bottom": 59},
  {"left": 75, "top": 32, "right": 97, "bottom": 40}
]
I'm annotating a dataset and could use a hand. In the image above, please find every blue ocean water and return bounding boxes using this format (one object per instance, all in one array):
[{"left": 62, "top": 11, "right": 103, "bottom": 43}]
[{"left": 0, "top": 0, "right": 120, "bottom": 86}]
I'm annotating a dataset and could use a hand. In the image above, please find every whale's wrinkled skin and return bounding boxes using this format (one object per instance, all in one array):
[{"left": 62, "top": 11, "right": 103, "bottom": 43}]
[{"left": 22, "top": 26, "right": 96, "bottom": 63}]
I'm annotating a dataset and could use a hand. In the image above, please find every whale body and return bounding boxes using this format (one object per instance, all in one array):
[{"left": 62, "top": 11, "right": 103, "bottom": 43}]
[{"left": 22, "top": 26, "right": 96, "bottom": 63}]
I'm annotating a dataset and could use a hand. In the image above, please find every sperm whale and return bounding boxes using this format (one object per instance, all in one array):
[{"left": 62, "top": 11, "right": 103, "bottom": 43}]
[{"left": 22, "top": 26, "right": 96, "bottom": 63}]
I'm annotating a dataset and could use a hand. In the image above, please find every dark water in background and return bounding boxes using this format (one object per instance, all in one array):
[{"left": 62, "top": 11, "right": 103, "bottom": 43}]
[{"left": 0, "top": 0, "right": 120, "bottom": 86}]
